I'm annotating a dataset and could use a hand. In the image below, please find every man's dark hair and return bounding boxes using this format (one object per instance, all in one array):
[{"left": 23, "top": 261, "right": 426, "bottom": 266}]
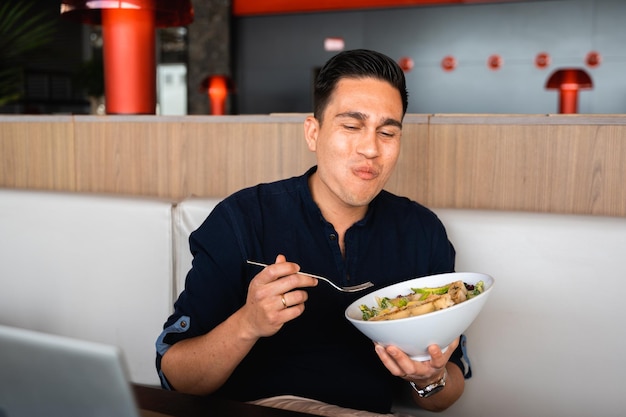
[{"left": 313, "top": 49, "right": 408, "bottom": 123}]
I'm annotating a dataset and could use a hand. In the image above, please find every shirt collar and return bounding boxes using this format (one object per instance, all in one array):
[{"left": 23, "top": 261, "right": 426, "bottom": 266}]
[{"left": 299, "top": 166, "right": 378, "bottom": 228}]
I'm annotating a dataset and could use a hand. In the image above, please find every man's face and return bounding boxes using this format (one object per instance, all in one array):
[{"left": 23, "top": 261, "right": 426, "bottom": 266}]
[{"left": 305, "top": 77, "right": 403, "bottom": 211}]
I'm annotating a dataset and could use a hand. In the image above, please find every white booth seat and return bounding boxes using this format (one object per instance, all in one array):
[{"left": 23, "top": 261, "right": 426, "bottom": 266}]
[
  {"left": 426, "top": 209, "right": 626, "bottom": 417},
  {"left": 0, "top": 189, "right": 173, "bottom": 386},
  {"left": 3, "top": 188, "right": 625, "bottom": 415},
  {"left": 172, "top": 199, "right": 626, "bottom": 417}
]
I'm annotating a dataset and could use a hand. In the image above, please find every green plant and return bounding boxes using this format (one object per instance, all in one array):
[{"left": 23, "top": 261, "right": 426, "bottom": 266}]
[{"left": 0, "top": 1, "right": 57, "bottom": 106}]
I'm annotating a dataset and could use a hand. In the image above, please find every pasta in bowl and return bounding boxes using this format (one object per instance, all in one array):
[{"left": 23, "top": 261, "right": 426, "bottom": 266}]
[{"left": 345, "top": 272, "right": 494, "bottom": 361}]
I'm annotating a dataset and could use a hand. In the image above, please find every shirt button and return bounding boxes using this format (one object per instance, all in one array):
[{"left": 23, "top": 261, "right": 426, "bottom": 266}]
[
  {"left": 329, "top": 234, "right": 336, "bottom": 240},
  {"left": 180, "top": 321, "right": 187, "bottom": 328}
]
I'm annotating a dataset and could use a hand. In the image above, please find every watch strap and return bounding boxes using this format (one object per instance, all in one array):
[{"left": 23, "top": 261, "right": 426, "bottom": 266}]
[{"left": 409, "top": 368, "right": 447, "bottom": 398}]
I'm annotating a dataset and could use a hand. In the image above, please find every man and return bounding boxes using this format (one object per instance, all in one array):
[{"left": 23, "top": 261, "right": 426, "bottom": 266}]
[{"left": 156, "top": 49, "right": 465, "bottom": 415}]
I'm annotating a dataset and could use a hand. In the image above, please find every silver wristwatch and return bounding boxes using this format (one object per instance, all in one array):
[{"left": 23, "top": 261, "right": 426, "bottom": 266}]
[{"left": 409, "top": 369, "right": 447, "bottom": 398}]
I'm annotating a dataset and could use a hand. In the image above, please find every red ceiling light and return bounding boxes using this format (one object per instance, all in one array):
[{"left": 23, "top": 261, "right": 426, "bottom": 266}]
[
  {"left": 60, "top": 0, "right": 194, "bottom": 114},
  {"left": 398, "top": 56, "right": 414, "bottom": 72},
  {"left": 585, "top": 51, "right": 601, "bottom": 68},
  {"left": 487, "top": 54, "right": 503, "bottom": 70},
  {"left": 441, "top": 55, "right": 457, "bottom": 72},
  {"left": 545, "top": 68, "right": 593, "bottom": 114},
  {"left": 535, "top": 52, "right": 550, "bottom": 69}
]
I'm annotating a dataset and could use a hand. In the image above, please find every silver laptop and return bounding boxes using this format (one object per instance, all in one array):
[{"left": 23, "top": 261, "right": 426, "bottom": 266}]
[{"left": 0, "top": 324, "right": 143, "bottom": 417}]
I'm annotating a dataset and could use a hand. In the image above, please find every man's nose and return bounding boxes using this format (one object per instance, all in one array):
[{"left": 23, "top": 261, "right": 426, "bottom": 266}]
[{"left": 356, "top": 129, "right": 379, "bottom": 158}]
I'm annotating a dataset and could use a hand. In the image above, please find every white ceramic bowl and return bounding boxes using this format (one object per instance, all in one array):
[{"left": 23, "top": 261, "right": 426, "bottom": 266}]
[{"left": 345, "top": 271, "right": 494, "bottom": 361}]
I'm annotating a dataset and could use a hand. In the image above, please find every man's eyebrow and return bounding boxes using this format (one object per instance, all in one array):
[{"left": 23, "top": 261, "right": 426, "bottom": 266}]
[
  {"left": 335, "top": 111, "right": 367, "bottom": 121},
  {"left": 381, "top": 118, "right": 403, "bottom": 129},
  {"left": 335, "top": 112, "right": 403, "bottom": 129}
]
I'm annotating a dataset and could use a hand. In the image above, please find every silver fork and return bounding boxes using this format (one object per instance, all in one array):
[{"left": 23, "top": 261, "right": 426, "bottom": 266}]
[{"left": 246, "top": 260, "right": 374, "bottom": 293}]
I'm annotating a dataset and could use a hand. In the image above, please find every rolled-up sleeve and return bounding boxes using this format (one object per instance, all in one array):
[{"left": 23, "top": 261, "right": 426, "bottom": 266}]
[{"left": 155, "top": 315, "right": 191, "bottom": 389}]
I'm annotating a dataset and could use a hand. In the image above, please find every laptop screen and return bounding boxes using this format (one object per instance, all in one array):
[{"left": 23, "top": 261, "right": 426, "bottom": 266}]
[{"left": 0, "top": 325, "right": 141, "bottom": 417}]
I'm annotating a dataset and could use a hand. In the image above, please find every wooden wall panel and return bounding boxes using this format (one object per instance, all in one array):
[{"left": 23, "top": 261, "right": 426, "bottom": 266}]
[
  {"left": 0, "top": 116, "right": 76, "bottom": 191},
  {"left": 426, "top": 115, "right": 626, "bottom": 217},
  {"left": 178, "top": 117, "right": 315, "bottom": 199},
  {"left": 74, "top": 117, "right": 184, "bottom": 197},
  {"left": 1, "top": 114, "right": 624, "bottom": 216},
  {"left": 72, "top": 115, "right": 317, "bottom": 200}
]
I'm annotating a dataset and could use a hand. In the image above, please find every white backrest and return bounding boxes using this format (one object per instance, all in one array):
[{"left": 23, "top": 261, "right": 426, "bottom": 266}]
[
  {"left": 427, "top": 208, "right": 626, "bottom": 417},
  {"left": 0, "top": 189, "right": 173, "bottom": 385},
  {"left": 167, "top": 197, "right": 626, "bottom": 415},
  {"left": 172, "top": 198, "right": 222, "bottom": 298}
]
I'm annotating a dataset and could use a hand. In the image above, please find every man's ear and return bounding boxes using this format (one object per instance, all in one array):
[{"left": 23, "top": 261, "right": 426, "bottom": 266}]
[{"left": 303, "top": 116, "right": 319, "bottom": 152}]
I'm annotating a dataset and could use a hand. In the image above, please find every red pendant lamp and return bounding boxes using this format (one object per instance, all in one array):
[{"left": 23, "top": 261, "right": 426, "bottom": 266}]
[
  {"left": 545, "top": 68, "right": 593, "bottom": 114},
  {"left": 200, "top": 75, "right": 233, "bottom": 115}
]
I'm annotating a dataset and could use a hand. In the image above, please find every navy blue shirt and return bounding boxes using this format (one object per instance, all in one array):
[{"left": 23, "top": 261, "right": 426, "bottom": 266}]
[{"left": 157, "top": 167, "right": 458, "bottom": 413}]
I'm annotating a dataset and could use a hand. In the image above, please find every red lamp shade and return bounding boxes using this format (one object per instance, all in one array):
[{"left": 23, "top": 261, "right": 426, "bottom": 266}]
[
  {"left": 60, "top": 0, "right": 194, "bottom": 27},
  {"left": 535, "top": 52, "right": 550, "bottom": 69},
  {"left": 545, "top": 68, "right": 593, "bottom": 114},
  {"left": 398, "top": 56, "right": 414, "bottom": 72},
  {"left": 200, "top": 75, "right": 233, "bottom": 115},
  {"left": 60, "top": 1, "right": 194, "bottom": 114},
  {"left": 441, "top": 55, "right": 456, "bottom": 72}
]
